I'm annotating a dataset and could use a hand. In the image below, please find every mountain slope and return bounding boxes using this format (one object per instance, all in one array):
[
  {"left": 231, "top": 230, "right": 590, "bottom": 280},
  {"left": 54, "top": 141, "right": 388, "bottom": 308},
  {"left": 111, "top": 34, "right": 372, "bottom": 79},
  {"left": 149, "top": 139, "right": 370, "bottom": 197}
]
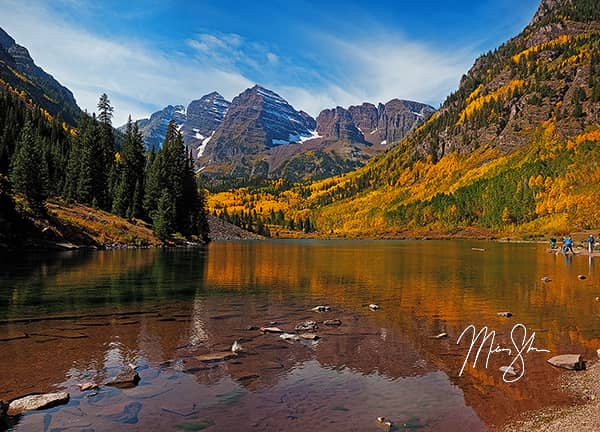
[
  {"left": 0, "top": 27, "right": 81, "bottom": 125},
  {"left": 182, "top": 92, "right": 230, "bottom": 155},
  {"left": 198, "top": 85, "right": 317, "bottom": 177},
  {"left": 309, "top": 0, "right": 600, "bottom": 235},
  {"left": 209, "top": 0, "right": 600, "bottom": 238}
]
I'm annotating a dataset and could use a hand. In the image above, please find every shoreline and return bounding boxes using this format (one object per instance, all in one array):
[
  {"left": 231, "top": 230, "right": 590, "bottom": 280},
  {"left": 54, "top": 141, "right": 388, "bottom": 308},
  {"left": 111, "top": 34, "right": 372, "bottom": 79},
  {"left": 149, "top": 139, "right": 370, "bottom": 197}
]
[{"left": 503, "top": 359, "right": 600, "bottom": 431}]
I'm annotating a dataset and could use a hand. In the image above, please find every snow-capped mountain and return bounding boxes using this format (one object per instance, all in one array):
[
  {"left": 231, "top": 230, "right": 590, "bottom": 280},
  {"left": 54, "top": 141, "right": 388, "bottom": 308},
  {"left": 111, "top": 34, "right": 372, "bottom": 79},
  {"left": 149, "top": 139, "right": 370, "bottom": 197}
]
[
  {"left": 198, "top": 85, "right": 317, "bottom": 176},
  {"left": 181, "top": 92, "right": 230, "bottom": 157},
  {"left": 125, "top": 85, "right": 435, "bottom": 182},
  {"left": 129, "top": 105, "right": 187, "bottom": 150}
]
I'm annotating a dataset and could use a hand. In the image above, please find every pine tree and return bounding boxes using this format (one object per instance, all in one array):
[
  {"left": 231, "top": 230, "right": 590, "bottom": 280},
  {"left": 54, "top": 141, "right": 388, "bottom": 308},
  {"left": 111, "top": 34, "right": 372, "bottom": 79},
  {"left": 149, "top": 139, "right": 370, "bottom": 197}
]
[
  {"left": 96, "top": 93, "right": 115, "bottom": 210},
  {"left": 9, "top": 119, "right": 48, "bottom": 215},
  {"left": 143, "top": 146, "right": 161, "bottom": 219},
  {"left": 152, "top": 188, "right": 174, "bottom": 241},
  {"left": 113, "top": 117, "right": 146, "bottom": 218}
]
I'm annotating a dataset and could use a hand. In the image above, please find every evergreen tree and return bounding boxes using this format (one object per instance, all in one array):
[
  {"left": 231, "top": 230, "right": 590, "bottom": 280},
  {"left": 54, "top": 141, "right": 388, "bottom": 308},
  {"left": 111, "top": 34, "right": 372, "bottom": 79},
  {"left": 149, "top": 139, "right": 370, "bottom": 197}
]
[
  {"left": 152, "top": 188, "right": 174, "bottom": 241},
  {"left": 96, "top": 93, "right": 116, "bottom": 210},
  {"left": 113, "top": 117, "right": 146, "bottom": 218},
  {"left": 9, "top": 119, "right": 48, "bottom": 214}
]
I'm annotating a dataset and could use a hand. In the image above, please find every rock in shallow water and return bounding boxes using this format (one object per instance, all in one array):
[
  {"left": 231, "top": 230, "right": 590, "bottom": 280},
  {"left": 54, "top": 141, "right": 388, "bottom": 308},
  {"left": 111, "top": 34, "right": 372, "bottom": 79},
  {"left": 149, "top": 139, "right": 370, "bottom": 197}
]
[
  {"left": 7, "top": 391, "right": 70, "bottom": 415},
  {"left": 194, "top": 351, "right": 238, "bottom": 363},
  {"left": 497, "top": 311, "right": 513, "bottom": 318},
  {"left": 500, "top": 366, "right": 519, "bottom": 376},
  {"left": 368, "top": 304, "right": 380, "bottom": 311},
  {"left": 430, "top": 333, "right": 448, "bottom": 339},
  {"left": 107, "top": 401, "right": 142, "bottom": 424},
  {"left": 311, "top": 305, "right": 331, "bottom": 312},
  {"left": 260, "top": 327, "right": 283, "bottom": 334},
  {"left": 77, "top": 382, "right": 98, "bottom": 392},
  {"left": 295, "top": 320, "right": 318, "bottom": 332},
  {"left": 547, "top": 354, "right": 585, "bottom": 370},
  {"left": 323, "top": 319, "right": 342, "bottom": 326},
  {"left": 106, "top": 370, "right": 141, "bottom": 388}
]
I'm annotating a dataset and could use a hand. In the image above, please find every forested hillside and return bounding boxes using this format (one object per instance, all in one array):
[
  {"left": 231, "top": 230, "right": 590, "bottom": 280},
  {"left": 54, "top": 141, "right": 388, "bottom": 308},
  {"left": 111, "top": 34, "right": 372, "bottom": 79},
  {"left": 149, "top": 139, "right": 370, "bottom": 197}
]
[{"left": 209, "top": 0, "right": 600, "bottom": 238}]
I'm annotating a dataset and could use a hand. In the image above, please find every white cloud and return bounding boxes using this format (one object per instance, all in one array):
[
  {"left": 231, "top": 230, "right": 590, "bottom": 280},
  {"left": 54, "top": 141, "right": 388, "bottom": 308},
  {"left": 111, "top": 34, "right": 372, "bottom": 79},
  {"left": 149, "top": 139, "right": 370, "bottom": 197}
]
[
  {"left": 266, "top": 52, "right": 279, "bottom": 65},
  {"left": 291, "top": 33, "right": 475, "bottom": 113},
  {"left": 0, "top": 1, "right": 253, "bottom": 125}
]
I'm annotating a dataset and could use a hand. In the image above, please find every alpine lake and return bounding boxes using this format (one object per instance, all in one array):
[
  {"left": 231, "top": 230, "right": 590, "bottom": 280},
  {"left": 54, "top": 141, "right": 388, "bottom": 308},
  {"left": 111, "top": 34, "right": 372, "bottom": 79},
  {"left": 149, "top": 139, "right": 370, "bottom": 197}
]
[{"left": 1, "top": 240, "right": 599, "bottom": 431}]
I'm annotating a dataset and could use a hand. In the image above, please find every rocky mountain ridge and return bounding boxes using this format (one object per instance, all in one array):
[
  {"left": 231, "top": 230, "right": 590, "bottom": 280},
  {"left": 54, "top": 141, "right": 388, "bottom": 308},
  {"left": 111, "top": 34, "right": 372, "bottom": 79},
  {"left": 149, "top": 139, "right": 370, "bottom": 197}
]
[{"left": 0, "top": 27, "right": 81, "bottom": 125}]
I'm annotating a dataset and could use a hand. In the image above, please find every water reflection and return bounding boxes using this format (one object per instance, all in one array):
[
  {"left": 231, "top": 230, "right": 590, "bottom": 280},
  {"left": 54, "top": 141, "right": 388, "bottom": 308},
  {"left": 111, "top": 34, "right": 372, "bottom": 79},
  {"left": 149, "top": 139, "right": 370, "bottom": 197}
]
[{"left": 1, "top": 241, "right": 599, "bottom": 431}]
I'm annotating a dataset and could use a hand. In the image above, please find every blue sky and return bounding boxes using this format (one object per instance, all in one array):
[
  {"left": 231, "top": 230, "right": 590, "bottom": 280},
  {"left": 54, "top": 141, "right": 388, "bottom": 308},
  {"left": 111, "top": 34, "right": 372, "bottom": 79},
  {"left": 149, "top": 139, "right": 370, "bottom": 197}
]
[{"left": 1, "top": 0, "right": 540, "bottom": 124}]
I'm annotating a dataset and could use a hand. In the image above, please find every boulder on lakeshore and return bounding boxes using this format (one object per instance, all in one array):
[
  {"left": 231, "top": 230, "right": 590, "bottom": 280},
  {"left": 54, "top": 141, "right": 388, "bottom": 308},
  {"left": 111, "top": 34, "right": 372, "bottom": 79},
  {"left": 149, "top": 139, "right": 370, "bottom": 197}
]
[
  {"left": 106, "top": 370, "right": 141, "bottom": 388},
  {"left": 7, "top": 391, "right": 70, "bottom": 415},
  {"left": 547, "top": 354, "right": 585, "bottom": 370}
]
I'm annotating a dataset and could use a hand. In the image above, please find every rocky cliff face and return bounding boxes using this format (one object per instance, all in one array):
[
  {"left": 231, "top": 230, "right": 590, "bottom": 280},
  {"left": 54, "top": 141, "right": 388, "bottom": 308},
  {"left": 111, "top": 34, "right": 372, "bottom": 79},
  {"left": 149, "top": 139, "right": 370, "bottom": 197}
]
[
  {"left": 0, "top": 27, "right": 81, "bottom": 125},
  {"left": 134, "top": 105, "right": 186, "bottom": 150},
  {"left": 181, "top": 92, "right": 230, "bottom": 156},
  {"left": 198, "top": 85, "right": 317, "bottom": 176}
]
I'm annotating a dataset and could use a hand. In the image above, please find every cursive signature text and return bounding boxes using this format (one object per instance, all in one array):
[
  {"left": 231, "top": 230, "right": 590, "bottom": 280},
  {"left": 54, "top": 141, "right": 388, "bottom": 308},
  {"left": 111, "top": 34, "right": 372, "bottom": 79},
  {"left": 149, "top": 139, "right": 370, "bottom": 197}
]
[{"left": 456, "top": 323, "right": 550, "bottom": 383}]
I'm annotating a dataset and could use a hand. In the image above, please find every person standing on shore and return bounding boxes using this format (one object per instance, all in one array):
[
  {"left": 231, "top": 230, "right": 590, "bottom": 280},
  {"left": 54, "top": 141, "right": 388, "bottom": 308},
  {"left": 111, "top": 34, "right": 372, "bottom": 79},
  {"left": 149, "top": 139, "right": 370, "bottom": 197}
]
[{"left": 588, "top": 235, "right": 596, "bottom": 254}]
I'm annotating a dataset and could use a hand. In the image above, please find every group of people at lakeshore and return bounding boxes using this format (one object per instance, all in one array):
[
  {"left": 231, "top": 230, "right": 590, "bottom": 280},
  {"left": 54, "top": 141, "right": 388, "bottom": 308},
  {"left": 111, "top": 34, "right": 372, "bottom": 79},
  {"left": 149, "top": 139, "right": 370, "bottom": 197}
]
[{"left": 549, "top": 234, "right": 599, "bottom": 254}]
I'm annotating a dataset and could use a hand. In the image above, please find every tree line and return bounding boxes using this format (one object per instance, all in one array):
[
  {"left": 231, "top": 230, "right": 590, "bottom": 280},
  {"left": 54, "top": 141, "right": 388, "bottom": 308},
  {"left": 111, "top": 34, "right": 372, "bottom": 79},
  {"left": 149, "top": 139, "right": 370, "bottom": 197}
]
[{"left": 1, "top": 90, "right": 209, "bottom": 242}]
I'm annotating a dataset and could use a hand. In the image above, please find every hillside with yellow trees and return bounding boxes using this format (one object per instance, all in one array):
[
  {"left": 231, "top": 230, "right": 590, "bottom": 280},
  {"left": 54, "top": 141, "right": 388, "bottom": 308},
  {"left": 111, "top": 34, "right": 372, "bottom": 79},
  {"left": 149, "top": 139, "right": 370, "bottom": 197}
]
[{"left": 208, "top": 0, "right": 600, "bottom": 239}]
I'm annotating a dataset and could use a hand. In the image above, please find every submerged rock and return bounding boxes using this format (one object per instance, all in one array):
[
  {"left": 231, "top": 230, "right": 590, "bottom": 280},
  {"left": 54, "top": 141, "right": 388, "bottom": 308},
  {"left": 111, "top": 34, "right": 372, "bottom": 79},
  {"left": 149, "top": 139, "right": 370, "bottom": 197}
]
[
  {"left": 0, "top": 332, "right": 28, "bottom": 342},
  {"left": 295, "top": 320, "right": 318, "bottom": 332},
  {"left": 311, "top": 305, "right": 331, "bottom": 312},
  {"left": 497, "top": 311, "right": 513, "bottom": 318},
  {"left": 368, "top": 304, "right": 380, "bottom": 311},
  {"left": 299, "top": 333, "right": 320, "bottom": 341},
  {"left": 106, "top": 370, "right": 141, "bottom": 388},
  {"left": 323, "top": 319, "right": 342, "bottom": 326},
  {"left": 195, "top": 352, "right": 238, "bottom": 363},
  {"left": 547, "top": 354, "right": 585, "bottom": 370},
  {"left": 7, "top": 391, "right": 70, "bottom": 415},
  {"left": 107, "top": 401, "right": 142, "bottom": 424}
]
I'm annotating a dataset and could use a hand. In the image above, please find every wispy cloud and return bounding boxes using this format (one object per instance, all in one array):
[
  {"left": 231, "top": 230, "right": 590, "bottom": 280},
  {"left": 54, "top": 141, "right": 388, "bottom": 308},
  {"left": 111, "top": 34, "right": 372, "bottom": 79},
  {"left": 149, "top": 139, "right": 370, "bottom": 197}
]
[{"left": 0, "top": 1, "right": 477, "bottom": 125}]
